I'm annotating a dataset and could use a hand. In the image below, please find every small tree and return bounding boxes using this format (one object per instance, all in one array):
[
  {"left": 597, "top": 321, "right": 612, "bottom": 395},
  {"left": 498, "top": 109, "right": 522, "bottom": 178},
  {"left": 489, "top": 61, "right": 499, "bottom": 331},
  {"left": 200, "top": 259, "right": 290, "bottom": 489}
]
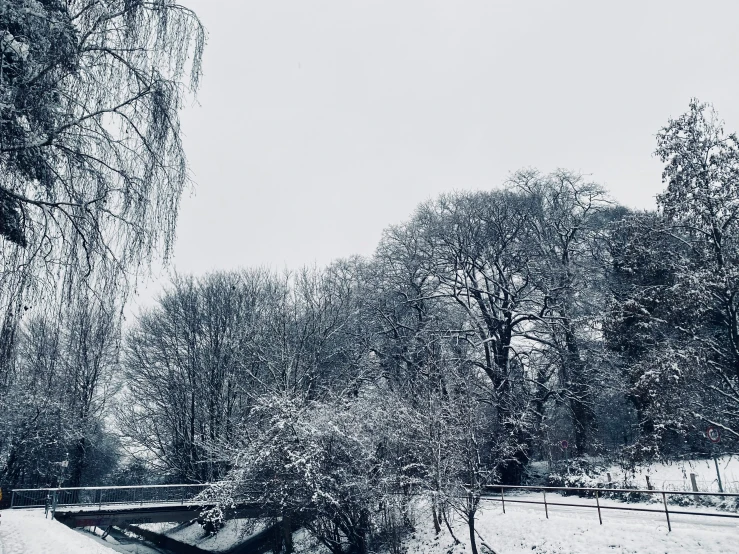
[{"left": 212, "top": 389, "right": 416, "bottom": 554}]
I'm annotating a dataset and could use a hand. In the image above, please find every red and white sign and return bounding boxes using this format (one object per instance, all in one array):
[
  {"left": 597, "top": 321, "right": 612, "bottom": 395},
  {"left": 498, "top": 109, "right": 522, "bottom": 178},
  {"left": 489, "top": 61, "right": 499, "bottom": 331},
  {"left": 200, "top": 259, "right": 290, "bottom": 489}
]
[{"left": 706, "top": 426, "right": 721, "bottom": 443}]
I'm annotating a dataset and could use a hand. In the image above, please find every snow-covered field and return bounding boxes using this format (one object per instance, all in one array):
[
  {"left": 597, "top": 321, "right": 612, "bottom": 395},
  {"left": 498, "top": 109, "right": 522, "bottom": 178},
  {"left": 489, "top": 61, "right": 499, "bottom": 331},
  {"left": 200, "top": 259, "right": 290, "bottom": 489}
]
[
  {"left": 393, "top": 495, "right": 738, "bottom": 554},
  {"left": 535, "top": 455, "right": 739, "bottom": 494},
  {"left": 609, "top": 455, "right": 739, "bottom": 493}
]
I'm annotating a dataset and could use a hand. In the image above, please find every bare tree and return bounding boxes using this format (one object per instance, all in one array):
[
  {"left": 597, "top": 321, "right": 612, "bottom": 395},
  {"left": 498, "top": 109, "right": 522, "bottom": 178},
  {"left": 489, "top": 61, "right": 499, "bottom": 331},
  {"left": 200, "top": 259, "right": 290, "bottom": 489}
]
[
  {"left": 121, "top": 271, "right": 260, "bottom": 481},
  {"left": 509, "top": 169, "right": 618, "bottom": 456},
  {"left": 0, "top": 279, "right": 121, "bottom": 486},
  {"left": 408, "top": 190, "right": 541, "bottom": 483}
]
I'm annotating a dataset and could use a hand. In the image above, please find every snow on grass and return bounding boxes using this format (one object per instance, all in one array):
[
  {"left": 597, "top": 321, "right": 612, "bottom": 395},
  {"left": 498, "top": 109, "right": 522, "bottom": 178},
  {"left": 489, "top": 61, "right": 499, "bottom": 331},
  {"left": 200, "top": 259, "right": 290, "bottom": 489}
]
[
  {"left": 403, "top": 495, "right": 738, "bottom": 554},
  {"left": 138, "top": 517, "right": 271, "bottom": 552},
  {"left": 283, "top": 492, "right": 738, "bottom": 553},
  {"left": 0, "top": 509, "right": 117, "bottom": 554},
  {"left": 530, "top": 455, "right": 739, "bottom": 494},
  {"left": 610, "top": 455, "right": 739, "bottom": 493}
]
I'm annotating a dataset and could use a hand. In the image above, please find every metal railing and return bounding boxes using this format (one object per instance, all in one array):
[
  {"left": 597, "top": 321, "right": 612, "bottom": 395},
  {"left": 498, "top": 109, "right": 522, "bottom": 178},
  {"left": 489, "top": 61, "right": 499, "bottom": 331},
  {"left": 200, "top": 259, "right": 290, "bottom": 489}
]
[
  {"left": 10, "top": 484, "right": 212, "bottom": 510},
  {"left": 481, "top": 485, "right": 739, "bottom": 532}
]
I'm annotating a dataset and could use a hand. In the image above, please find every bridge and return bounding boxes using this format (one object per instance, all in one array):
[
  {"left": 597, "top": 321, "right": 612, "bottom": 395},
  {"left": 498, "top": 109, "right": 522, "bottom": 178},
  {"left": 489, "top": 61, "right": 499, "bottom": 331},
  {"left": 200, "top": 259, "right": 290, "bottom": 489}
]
[{"left": 9, "top": 484, "right": 272, "bottom": 529}]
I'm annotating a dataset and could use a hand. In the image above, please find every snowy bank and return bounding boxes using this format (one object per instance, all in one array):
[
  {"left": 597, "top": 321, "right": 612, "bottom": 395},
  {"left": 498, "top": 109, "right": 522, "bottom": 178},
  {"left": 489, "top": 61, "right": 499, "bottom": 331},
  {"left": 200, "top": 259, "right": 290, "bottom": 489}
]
[{"left": 0, "top": 509, "right": 117, "bottom": 554}]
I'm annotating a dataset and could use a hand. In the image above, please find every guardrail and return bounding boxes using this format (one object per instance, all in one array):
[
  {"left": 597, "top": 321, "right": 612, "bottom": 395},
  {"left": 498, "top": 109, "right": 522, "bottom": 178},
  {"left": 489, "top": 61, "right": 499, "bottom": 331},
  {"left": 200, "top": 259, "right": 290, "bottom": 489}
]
[
  {"left": 481, "top": 484, "right": 739, "bottom": 531},
  {"left": 10, "top": 484, "right": 212, "bottom": 510}
]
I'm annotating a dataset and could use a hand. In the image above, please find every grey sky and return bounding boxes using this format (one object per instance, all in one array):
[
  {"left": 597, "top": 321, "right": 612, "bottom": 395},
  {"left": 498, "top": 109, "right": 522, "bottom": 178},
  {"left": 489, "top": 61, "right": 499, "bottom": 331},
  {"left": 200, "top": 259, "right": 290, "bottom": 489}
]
[{"left": 167, "top": 0, "right": 739, "bottom": 276}]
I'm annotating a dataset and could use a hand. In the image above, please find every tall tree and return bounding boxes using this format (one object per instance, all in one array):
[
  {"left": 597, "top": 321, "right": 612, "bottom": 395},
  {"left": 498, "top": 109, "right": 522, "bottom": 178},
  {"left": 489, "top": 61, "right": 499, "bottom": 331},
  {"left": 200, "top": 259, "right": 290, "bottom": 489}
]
[
  {"left": 654, "top": 99, "right": 739, "bottom": 441},
  {"left": 510, "top": 169, "right": 619, "bottom": 457},
  {"left": 406, "top": 190, "right": 540, "bottom": 483},
  {"left": 604, "top": 212, "right": 692, "bottom": 457},
  {"left": 0, "top": 0, "right": 205, "bottom": 380},
  {"left": 1, "top": 0, "right": 204, "bottom": 484}
]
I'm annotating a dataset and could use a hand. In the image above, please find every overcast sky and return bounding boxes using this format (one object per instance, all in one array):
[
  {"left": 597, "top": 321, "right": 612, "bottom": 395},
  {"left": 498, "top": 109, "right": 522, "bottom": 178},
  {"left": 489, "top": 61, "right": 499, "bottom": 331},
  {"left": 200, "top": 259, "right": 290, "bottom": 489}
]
[{"left": 154, "top": 0, "right": 739, "bottom": 285}]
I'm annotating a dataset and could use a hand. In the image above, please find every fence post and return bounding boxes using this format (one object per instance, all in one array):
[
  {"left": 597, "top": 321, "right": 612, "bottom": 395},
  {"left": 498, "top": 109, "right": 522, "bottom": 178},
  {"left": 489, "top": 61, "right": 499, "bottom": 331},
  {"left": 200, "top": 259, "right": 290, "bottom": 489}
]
[
  {"left": 690, "top": 473, "right": 699, "bottom": 503},
  {"left": 606, "top": 473, "right": 612, "bottom": 487},
  {"left": 501, "top": 487, "right": 505, "bottom": 514},
  {"left": 645, "top": 476, "right": 653, "bottom": 490},
  {"left": 543, "top": 490, "right": 548, "bottom": 519},
  {"left": 10, "top": 490, "right": 15, "bottom": 509},
  {"left": 595, "top": 489, "right": 602, "bottom": 525},
  {"left": 661, "top": 492, "right": 671, "bottom": 532},
  {"left": 714, "top": 457, "right": 724, "bottom": 493},
  {"left": 51, "top": 490, "right": 58, "bottom": 520}
]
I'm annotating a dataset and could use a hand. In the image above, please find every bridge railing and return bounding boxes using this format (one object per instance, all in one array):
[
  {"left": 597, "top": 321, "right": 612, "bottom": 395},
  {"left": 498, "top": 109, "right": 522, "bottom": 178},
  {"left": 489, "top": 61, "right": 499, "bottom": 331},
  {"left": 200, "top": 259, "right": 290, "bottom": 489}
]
[{"left": 11, "top": 484, "right": 212, "bottom": 509}]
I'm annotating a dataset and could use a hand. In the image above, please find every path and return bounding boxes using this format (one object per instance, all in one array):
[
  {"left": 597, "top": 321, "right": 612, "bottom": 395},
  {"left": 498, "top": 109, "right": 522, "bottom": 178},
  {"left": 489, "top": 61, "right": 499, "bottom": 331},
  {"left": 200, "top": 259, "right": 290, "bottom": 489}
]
[
  {"left": 0, "top": 509, "right": 116, "bottom": 554},
  {"left": 481, "top": 492, "right": 738, "bottom": 531}
]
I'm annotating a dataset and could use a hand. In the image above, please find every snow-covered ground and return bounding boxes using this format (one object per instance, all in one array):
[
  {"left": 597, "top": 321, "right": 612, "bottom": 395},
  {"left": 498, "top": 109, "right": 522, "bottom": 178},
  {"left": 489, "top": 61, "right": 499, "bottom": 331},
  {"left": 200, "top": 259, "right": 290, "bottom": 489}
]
[
  {"left": 0, "top": 509, "right": 117, "bottom": 554},
  {"left": 395, "top": 495, "right": 738, "bottom": 554},
  {"left": 138, "top": 518, "right": 270, "bottom": 552},
  {"left": 288, "top": 494, "right": 738, "bottom": 553},
  {"left": 610, "top": 455, "right": 739, "bottom": 493},
  {"left": 534, "top": 454, "right": 739, "bottom": 494}
]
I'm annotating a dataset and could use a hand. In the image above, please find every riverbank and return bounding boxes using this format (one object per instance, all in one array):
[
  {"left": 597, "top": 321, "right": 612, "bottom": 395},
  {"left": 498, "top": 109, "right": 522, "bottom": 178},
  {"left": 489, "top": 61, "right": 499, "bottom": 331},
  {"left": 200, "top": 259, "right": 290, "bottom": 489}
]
[{"left": 0, "top": 509, "right": 117, "bottom": 554}]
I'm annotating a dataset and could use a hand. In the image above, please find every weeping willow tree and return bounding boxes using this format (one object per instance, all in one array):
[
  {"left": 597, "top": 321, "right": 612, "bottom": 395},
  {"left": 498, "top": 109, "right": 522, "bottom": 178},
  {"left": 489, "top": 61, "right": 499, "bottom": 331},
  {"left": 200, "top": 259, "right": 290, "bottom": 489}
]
[
  {"left": 0, "top": 0, "right": 204, "bottom": 358},
  {"left": 0, "top": 1, "right": 204, "bottom": 483}
]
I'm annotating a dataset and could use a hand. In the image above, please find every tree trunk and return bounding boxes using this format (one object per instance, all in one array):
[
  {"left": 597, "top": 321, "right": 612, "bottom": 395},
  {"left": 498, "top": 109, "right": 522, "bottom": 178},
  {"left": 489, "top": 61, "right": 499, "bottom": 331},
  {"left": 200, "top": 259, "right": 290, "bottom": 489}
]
[
  {"left": 68, "top": 437, "right": 87, "bottom": 488},
  {"left": 468, "top": 510, "right": 479, "bottom": 554},
  {"left": 564, "top": 326, "right": 596, "bottom": 458},
  {"left": 354, "top": 509, "right": 370, "bottom": 554},
  {"left": 281, "top": 515, "right": 294, "bottom": 553},
  {"left": 442, "top": 505, "right": 461, "bottom": 545},
  {"left": 431, "top": 497, "right": 441, "bottom": 536}
]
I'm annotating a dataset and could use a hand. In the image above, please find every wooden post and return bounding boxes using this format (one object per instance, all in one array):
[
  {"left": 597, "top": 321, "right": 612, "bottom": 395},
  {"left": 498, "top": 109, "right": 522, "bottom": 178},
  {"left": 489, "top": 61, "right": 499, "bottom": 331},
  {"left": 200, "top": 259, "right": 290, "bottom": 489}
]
[
  {"left": 595, "top": 490, "right": 602, "bottom": 525},
  {"left": 714, "top": 457, "right": 724, "bottom": 493},
  {"left": 543, "top": 490, "right": 548, "bottom": 519},
  {"left": 690, "top": 473, "right": 699, "bottom": 503},
  {"left": 645, "top": 476, "right": 653, "bottom": 490},
  {"left": 606, "top": 473, "right": 612, "bottom": 487},
  {"left": 501, "top": 487, "right": 505, "bottom": 514}
]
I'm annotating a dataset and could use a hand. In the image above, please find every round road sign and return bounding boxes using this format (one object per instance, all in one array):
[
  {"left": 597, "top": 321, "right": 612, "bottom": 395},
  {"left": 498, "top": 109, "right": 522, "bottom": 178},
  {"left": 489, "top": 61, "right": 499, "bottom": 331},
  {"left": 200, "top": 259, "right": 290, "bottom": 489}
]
[
  {"left": 706, "top": 426, "right": 721, "bottom": 443},
  {"left": 560, "top": 440, "right": 569, "bottom": 450}
]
